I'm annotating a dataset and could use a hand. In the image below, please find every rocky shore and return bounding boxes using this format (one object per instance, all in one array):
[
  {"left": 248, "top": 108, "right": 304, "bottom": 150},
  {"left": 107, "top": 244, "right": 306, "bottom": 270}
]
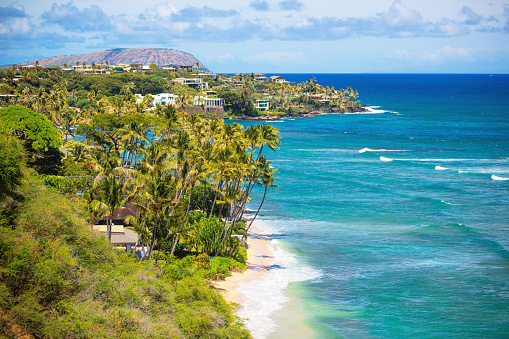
[{"left": 238, "top": 104, "right": 368, "bottom": 121}]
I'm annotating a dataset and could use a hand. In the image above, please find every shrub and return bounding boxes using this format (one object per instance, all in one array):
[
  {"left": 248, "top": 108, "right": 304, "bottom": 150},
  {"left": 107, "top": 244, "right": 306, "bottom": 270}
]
[{"left": 194, "top": 253, "right": 211, "bottom": 270}]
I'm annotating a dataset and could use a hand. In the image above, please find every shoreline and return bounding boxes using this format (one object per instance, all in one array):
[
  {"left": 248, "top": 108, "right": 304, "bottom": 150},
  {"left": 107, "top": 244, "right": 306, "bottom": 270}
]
[
  {"left": 213, "top": 224, "right": 275, "bottom": 307},
  {"left": 230, "top": 105, "right": 372, "bottom": 121},
  {"left": 213, "top": 223, "right": 317, "bottom": 338}
]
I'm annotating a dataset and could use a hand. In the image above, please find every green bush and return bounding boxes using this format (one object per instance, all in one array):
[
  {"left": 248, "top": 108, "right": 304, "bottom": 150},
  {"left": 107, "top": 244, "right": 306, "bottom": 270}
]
[{"left": 194, "top": 253, "right": 211, "bottom": 270}]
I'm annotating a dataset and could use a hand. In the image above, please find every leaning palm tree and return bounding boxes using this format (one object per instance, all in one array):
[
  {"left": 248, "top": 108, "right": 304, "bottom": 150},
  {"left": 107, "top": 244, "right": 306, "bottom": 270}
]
[{"left": 242, "top": 164, "right": 279, "bottom": 242}]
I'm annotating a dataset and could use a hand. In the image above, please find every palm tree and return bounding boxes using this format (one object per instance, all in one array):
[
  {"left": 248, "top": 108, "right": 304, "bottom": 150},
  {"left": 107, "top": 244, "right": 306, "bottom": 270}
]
[
  {"left": 130, "top": 143, "right": 174, "bottom": 260},
  {"left": 242, "top": 164, "right": 279, "bottom": 242},
  {"left": 91, "top": 150, "right": 131, "bottom": 242}
]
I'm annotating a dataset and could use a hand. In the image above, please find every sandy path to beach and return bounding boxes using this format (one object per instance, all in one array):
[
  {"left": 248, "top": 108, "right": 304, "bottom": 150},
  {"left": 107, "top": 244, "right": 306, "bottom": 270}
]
[{"left": 212, "top": 224, "right": 274, "bottom": 307}]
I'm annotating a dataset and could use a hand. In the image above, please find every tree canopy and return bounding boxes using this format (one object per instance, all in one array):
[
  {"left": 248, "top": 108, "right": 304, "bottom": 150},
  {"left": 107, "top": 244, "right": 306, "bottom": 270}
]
[{"left": 0, "top": 105, "right": 61, "bottom": 151}]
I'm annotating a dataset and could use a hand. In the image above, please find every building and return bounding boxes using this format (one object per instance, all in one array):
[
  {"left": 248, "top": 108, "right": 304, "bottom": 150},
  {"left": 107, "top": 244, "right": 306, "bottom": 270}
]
[
  {"left": 269, "top": 75, "right": 287, "bottom": 84},
  {"left": 173, "top": 78, "right": 209, "bottom": 90},
  {"left": 253, "top": 73, "right": 269, "bottom": 83},
  {"left": 152, "top": 93, "right": 177, "bottom": 106},
  {"left": 161, "top": 64, "right": 194, "bottom": 73},
  {"left": 92, "top": 224, "right": 139, "bottom": 252},
  {"left": 193, "top": 96, "right": 225, "bottom": 107},
  {"left": 94, "top": 206, "right": 139, "bottom": 252},
  {"left": 194, "top": 73, "right": 217, "bottom": 80},
  {"left": 256, "top": 99, "right": 270, "bottom": 111}
]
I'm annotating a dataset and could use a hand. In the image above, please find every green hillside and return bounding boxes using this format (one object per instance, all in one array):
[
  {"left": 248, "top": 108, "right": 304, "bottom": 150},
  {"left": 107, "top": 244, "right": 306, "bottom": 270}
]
[{"left": 0, "top": 134, "right": 249, "bottom": 338}]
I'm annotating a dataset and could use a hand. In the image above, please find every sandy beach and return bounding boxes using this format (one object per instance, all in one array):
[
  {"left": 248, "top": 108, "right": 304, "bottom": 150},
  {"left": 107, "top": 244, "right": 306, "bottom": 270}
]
[{"left": 213, "top": 224, "right": 275, "bottom": 306}]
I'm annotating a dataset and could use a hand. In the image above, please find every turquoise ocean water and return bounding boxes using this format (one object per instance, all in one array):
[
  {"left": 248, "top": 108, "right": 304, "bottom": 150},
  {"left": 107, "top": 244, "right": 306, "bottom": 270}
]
[{"left": 238, "top": 74, "right": 509, "bottom": 338}]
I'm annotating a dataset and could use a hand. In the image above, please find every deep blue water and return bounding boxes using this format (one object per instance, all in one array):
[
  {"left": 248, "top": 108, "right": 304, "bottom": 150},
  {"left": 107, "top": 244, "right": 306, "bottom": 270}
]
[{"left": 241, "top": 74, "right": 509, "bottom": 338}]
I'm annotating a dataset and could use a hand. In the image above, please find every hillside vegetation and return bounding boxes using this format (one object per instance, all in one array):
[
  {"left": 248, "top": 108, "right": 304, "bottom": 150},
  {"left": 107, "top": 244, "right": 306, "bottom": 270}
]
[{"left": 0, "top": 134, "right": 250, "bottom": 338}]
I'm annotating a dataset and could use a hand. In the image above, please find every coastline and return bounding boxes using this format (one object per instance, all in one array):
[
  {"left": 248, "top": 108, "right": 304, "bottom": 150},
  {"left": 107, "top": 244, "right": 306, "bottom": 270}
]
[
  {"left": 213, "top": 224, "right": 275, "bottom": 306},
  {"left": 213, "top": 223, "right": 317, "bottom": 339},
  {"left": 231, "top": 105, "right": 371, "bottom": 121}
]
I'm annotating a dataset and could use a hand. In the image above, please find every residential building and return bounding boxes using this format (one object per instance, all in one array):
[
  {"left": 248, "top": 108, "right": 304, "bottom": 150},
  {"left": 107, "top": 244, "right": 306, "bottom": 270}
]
[
  {"left": 193, "top": 96, "right": 224, "bottom": 107},
  {"left": 270, "top": 75, "right": 287, "bottom": 84},
  {"left": 173, "top": 77, "right": 209, "bottom": 90},
  {"left": 152, "top": 93, "right": 177, "bottom": 106},
  {"left": 161, "top": 64, "right": 194, "bottom": 73},
  {"left": 194, "top": 73, "right": 217, "bottom": 80},
  {"left": 256, "top": 99, "right": 270, "bottom": 111},
  {"left": 253, "top": 73, "right": 269, "bottom": 83}
]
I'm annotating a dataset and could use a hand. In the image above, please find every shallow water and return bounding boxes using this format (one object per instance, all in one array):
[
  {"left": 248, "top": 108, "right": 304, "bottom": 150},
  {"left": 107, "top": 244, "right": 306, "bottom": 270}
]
[{"left": 239, "top": 74, "right": 509, "bottom": 338}]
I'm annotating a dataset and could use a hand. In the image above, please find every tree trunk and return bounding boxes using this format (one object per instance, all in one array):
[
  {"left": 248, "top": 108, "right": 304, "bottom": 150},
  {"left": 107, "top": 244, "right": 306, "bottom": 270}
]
[
  {"left": 242, "top": 187, "right": 267, "bottom": 242},
  {"left": 146, "top": 210, "right": 159, "bottom": 260}
]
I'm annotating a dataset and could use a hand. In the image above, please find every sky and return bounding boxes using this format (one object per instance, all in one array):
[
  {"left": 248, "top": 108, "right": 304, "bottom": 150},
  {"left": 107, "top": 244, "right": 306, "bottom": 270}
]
[{"left": 1, "top": 0, "right": 508, "bottom": 73}]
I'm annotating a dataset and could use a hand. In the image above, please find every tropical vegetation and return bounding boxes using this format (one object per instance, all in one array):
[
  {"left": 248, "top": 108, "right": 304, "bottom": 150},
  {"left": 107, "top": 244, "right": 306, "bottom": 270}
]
[{"left": 0, "top": 62, "right": 282, "bottom": 336}]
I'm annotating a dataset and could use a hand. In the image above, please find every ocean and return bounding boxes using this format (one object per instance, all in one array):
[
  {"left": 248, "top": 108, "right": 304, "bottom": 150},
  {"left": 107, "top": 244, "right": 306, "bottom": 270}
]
[{"left": 238, "top": 74, "right": 509, "bottom": 338}]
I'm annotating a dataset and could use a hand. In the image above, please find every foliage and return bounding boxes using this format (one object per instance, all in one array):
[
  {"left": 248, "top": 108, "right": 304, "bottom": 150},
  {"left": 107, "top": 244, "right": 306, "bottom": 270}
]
[
  {"left": 217, "top": 88, "right": 257, "bottom": 117},
  {"left": 0, "top": 105, "right": 61, "bottom": 150},
  {"left": 42, "top": 175, "right": 93, "bottom": 195},
  {"left": 0, "top": 172, "right": 250, "bottom": 338},
  {"left": 0, "top": 134, "right": 24, "bottom": 201},
  {"left": 200, "top": 256, "right": 246, "bottom": 280}
]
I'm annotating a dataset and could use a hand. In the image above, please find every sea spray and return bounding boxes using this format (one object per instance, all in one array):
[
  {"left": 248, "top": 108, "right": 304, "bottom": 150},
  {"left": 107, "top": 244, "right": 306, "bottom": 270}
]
[{"left": 236, "top": 218, "right": 321, "bottom": 339}]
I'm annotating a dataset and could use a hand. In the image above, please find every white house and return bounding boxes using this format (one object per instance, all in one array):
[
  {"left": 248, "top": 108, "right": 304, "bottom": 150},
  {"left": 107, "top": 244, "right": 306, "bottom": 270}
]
[
  {"left": 193, "top": 96, "right": 224, "bottom": 107},
  {"left": 153, "top": 93, "right": 177, "bottom": 106},
  {"left": 270, "top": 75, "right": 287, "bottom": 84},
  {"left": 173, "top": 77, "right": 209, "bottom": 90},
  {"left": 256, "top": 99, "right": 270, "bottom": 111}
]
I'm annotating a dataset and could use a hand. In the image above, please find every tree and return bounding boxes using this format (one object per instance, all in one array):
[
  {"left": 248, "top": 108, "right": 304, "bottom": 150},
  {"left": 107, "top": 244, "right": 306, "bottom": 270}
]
[
  {"left": 91, "top": 150, "right": 129, "bottom": 242},
  {"left": 242, "top": 164, "right": 279, "bottom": 242},
  {"left": 130, "top": 143, "right": 174, "bottom": 260},
  {"left": 149, "top": 63, "right": 158, "bottom": 72},
  {"left": 0, "top": 134, "right": 25, "bottom": 201},
  {"left": 0, "top": 105, "right": 61, "bottom": 151}
]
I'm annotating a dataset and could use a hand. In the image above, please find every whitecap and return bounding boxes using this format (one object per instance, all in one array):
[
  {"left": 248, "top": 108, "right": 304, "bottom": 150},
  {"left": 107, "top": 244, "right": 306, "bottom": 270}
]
[
  {"left": 491, "top": 175, "right": 509, "bottom": 181},
  {"left": 380, "top": 156, "right": 393, "bottom": 162},
  {"left": 435, "top": 166, "right": 448, "bottom": 171},
  {"left": 359, "top": 148, "right": 408, "bottom": 153},
  {"left": 365, "top": 107, "right": 386, "bottom": 114}
]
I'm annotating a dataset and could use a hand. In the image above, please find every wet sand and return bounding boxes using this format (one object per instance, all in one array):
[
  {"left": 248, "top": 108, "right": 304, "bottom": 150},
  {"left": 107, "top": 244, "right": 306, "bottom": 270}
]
[{"left": 213, "top": 224, "right": 275, "bottom": 306}]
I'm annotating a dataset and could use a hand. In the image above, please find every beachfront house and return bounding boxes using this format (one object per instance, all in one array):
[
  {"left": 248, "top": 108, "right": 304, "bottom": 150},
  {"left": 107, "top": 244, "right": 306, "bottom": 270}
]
[{"left": 135, "top": 93, "right": 178, "bottom": 107}]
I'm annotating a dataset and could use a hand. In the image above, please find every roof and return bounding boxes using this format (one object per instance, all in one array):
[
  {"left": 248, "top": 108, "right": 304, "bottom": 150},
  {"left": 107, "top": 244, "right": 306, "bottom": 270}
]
[
  {"left": 112, "top": 228, "right": 139, "bottom": 245},
  {"left": 92, "top": 225, "right": 139, "bottom": 245}
]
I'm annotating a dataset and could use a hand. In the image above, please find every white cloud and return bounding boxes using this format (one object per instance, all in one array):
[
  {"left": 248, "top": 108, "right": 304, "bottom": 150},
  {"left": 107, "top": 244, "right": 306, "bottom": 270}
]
[
  {"left": 203, "top": 53, "right": 234, "bottom": 63},
  {"left": 241, "top": 51, "right": 304, "bottom": 65}
]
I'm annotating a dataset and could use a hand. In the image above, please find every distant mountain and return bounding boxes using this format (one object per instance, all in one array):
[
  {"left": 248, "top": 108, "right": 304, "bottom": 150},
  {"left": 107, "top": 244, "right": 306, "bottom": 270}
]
[{"left": 17, "top": 48, "right": 211, "bottom": 73}]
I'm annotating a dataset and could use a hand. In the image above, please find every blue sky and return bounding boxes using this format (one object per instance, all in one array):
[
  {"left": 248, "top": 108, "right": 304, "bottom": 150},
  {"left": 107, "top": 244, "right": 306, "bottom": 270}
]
[{"left": 1, "top": 0, "right": 508, "bottom": 73}]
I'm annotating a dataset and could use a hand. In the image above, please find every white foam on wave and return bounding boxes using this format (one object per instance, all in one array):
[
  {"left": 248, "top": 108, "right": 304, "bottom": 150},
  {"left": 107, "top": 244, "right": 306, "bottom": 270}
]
[
  {"left": 365, "top": 106, "right": 386, "bottom": 114},
  {"left": 396, "top": 158, "right": 476, "bottom": 162},
  {"left": 380, "top": 156, "right": 393, "bottom": 162},
  {"left": 236, "top": 219, "right": 321, "bottom": 339},
  {"left": 435, "top": 166, "right": 448, "bottom": 171},
  {"left": 359, "top": 148, "right": 408, "bottom": 153},
  {"left": 491, "top": 175, "right": 509, "bottom": 181}
]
